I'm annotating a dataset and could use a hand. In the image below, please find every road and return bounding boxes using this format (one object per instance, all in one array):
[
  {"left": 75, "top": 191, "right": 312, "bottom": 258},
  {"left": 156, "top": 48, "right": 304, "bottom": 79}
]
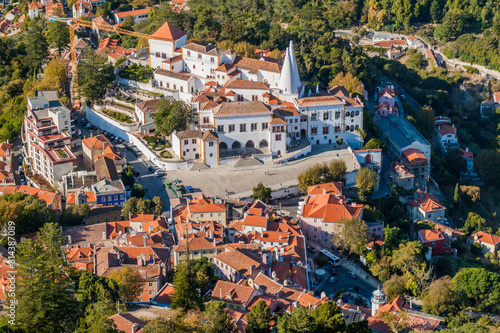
[{"left": 380, "top": 75, "right": 422, "bottom": 113}]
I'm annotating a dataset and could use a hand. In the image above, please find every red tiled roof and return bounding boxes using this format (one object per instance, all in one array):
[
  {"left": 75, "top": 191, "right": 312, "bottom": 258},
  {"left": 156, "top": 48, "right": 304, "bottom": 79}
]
[
  {"left": 114, "top": 7, "right": 151, "bottom": 18},
  {"left": 149, "top": 21, "right": 186, "bottom": 41},
  {"left": 468, "top": 231, "right": 500, "bottom": 246},
  {"left": 66, "top": 191, "right": 97, "bottom": 205},
  {"left": 374, "top": 40, "right": 407, "bottom": 47},
  {"left": 402, "top": 148, "right": 427, "bottom": 165},
  {"left": 438, "top": 124, "right": 457, "bottom": 137},
  {"left": 233, "top": 56, "right": 282, "bottom": 74},
  {"left": 82, "top": 134, "right": 112, "bottom": 150},
  {"left": 109, "top": 313, "right": 146, "bottom": 333},
  {"left": 307, "top": 182, "right": 342, "bottom": 195},
  {"left": 418, "top": 229, "right": 444, "bottom": 243},
  {"left": 212, "top": 280, "right": 256, "bottom": 306},
  {"left": 243, "top": 215, "right": 267, "bottom": 227},
  {"left": 215, "top": 248, "right": 262, "bottom": 278}
]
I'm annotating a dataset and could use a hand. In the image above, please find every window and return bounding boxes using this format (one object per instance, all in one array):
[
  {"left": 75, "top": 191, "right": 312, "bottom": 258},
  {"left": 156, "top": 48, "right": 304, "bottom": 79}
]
[
  {"left": 155, "top": 52, "right": 160, "bottom": 57},
  {"left": 210, "top": 57, "right": 214, "bottom": 62},
  {"left": 311, "top": 113, "right": 317, "bottom": 120},
  {"left": 183, "top": 151, "right": 186, "bottom": 156},
  {"left": 198, "top": 54, "right": 202, "bottom": 59},
  {"left": 210, "top": 153, "right": 213, "bottom": 157},
  {"left": 217, "top": 125, "right": 224, "bottom": 132},
  {"left": 432, "top": 242, "right": 435, "bottom": 247},
  {"left": 192, "top": 139, "right": 197, "bottom": 144},
  {"left": 173, "top": 85, "right": 177, "bottom": 90},
  {"left": 203, "top": 116, "right": 209, "bottom": 124},
  {"left": 314, "top": 227, "right": 317, "bottom": 231},
  {"left": 193, "top": 148, "right": 196, "bottom": 152},
  {"left": 295, "top": 118, "right": 298, "bottom": 123},
  {"left": 187, "top": 51, "right": 190, "bottom": 56},
  {"left": 262, "top": 122, "right": 269, "bottom": 130},
  {"left": 251, "top": 123, "right": 258, "bottom": 131},
  {"left": 240, "top": 124, "right": 246, "bottom": 132},
  {"left": 186, "top": 149, "right": 190, "bottom": 152},
  {"left": 180, "top": 86, "right": 184, "bottom": 92},
  {"left": 167, "top": 83, "right": 170, "bottom": 88},
  {"left": 193, "top": 65, "right": 196, "bottom": 69},
  {"left": 218, "top": 213, "right": 221, "bottom": 216},
  {"left": 184, "top": 140, "right": 189, "bottom": 145},
  {"left": 229, "top": 124, "right": 235, "bottom": 133},
  {"left": 114, "top": 195, "right": 118, "bottom": 200},
  {"left": 252, "top": 95, "right": 258, "bottom": 101},
  {"left": 149, "top": 290, "right": 154, "bottom": 295},
  {"left": 209, "top": 142, "right": 214, "bottom": 147},
  {"left": 323, "top": 112, "right": 329, "bottom": 120},
  {"left": 345, "top": 125, "right": 349, "bottom": 131},
  {"left": 355, "top": 110, "right": 360, "bottom": 116},
  {"left": 346, "top": 111, "right": 350, "bottom": 117},
  {"left": 102, "top": 196, "right": 106, "bottom": 202},
  {"left": 322, "top": 126, "right": 329, "bottom": 134},
  {"left": 149, "top": 282, "right": 153, "bottom": 287},
  {"left": 311, "top": 127, "right": 317, "bottom": 135},
  {"left": 275, "top": 134, "right": 282, "bottom": 141},
  {"left": 162, "top": 53, "right": 166, "bottom": 59}
]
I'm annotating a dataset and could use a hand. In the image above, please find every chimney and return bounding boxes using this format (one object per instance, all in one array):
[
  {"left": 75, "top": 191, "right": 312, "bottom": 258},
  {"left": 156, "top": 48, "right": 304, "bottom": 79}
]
[
  {"left": 357, "top": 306, "right": 360, "bottom": 311},
  {"left": 465, "top": 147, "right": 469, "bottom": 152},
  {"left": 283, "top": 280, "right": 288, "bottom": 286},
  {"left": 474, "top": 233, "right": 479, "bottom": 241},
  {"left": 102, "top": 231, "right": 106, "bottom": 240},
  {"left": 137, "top": 256, "right": 143, "bottom": 266},
  {"left": 68, "top": 235, "right": 72, "bottom": 244},
  {"left": 322, "top": 187, "right": 326, "bottom": 194},
  {"left": 132, "top": 323, "right": 140, "bottom": 333},
  {"left": 250, "top": 264, "right": 256, "bottom": 276}
]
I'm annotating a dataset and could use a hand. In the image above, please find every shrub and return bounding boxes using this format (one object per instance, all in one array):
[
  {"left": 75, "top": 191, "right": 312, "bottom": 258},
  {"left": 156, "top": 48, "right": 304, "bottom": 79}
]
[{"left": 160, "top": 150, "right": 172, "bottom": 158}]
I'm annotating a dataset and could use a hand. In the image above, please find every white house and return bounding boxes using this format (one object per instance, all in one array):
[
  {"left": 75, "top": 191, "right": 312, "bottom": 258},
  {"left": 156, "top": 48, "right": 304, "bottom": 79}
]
[
  {"left": 72, "top": 1, "right": 93, "bottom": 19},
  {"left": 172, "top": 129, "right": 218, "bottom": 166},
  {"left": 113, "top": 8, "right": 151, "bottom": 23},
  {"left": 436, "top": 124, "right": 458, "bottom": 152},
  {"left": 28, "top": 2, "right": 43, "bottom": 19},
  {"left": 148, "top": 21, "right": 187, "bottom": 69},
  {"left": 467, "top": 231, "right": 500, "bottom": 254},
  {"left": 405, "top": 36, "right": 425, "bottom": 49},
  {"left": 154, "top": 68, "right": 196, "bottom": 103},
  {"left": 134, "top": 99, "right": 161, "bottom": 134},
  {"left": 407, "top": 190, "right": 445, "bottom": 224}
]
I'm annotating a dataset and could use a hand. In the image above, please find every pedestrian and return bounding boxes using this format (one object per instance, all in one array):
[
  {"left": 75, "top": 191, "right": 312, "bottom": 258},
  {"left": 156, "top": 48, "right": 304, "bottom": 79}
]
[{"left": 198, "top": 168, "right": 200, "bottom": 172}]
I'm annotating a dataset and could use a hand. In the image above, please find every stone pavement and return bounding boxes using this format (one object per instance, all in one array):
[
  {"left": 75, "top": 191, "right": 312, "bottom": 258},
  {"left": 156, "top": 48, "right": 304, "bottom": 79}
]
[{"left": 166, "top": 147, "right": 358, "bottom": 199}]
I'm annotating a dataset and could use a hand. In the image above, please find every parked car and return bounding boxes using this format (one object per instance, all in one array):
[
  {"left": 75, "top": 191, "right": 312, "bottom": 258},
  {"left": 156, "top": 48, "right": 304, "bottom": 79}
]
[
  {"left": 329, "top": 277, "right": 337, "bottom": 283},
  {"left": 179, "top": 185, "right": 186, "bottom": 194},
  {"left": 186, "top": 186, "right": 193, "bottom": 193},
  {"left": 155, "top": 170, "right": 164, "bottom": 178},
  {"left": 331, "top": 268, "right": 337, "bottom": 275},
  {"left": 148, "top": 166, "right": 155, "bottom": 173},
  {"left": 348, "top": 272, "right": 358, "bottom": 279}
]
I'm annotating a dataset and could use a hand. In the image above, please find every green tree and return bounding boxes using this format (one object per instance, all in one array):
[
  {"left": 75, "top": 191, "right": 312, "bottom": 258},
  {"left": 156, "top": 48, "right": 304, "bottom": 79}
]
[
  {"left": 252, "top": 182, "right": 272, "bottom": 203},
  {"left": 47, "top": 21, "right": 70, "bottom": 56},
  {"left": 25, "top": 24, "right": 48, "bottom": 72},
  {"left": 384, "top": 226, "right": 401, "bottom": 251},
  {"left": 142, "top": 315, "right": 202, "bottom": 333},
  {"left": 121, "top": 165, "right": 136, "bottom": 187},
  {"left": 15, "top": 223, "right": 76, "bottom": 332},
  {"left": 355, "top": 167, "right": 377, "bottom": 201},
  {"left": 430, "top": 0, "right": 442, "bottom": 23},
  {"left": 78, "top": 50, "right": 115, "bottom": 101},
  {"left": 59, "top": 203, "right": 91, "bottom": 226},
  {"left": 202, "top": 301, "right": 238, "bottom": 333},
  {"left": 434, "top": 24, "right": 452, "bottom": 42},
  {"left": 454, "top": 183, "right": 460, "bottom": 204},
  {"left": 246, "top": 299, "right": 272, "bottom": 333},
  {"left": 383, "top": 274, "right": 406, "bottom": 301},
  {"left": 328, "top": 72, "right": 363, "bottom": 95},
  {"left": 277, "top": 307, "right": 317, "bottom": 333},
  {"left": 122, "top": 197, "right": 139, "bottom": 219},
  {"left": 137, "top": 198, "right": 154, "bottom": 214},
  {"left": 476, "top": 149, "right": 500, "bottom": 188},
  {"left": 463, "top": 212, "right": 486, "bottom": 235},
  {"left": 329, "top": 159, "right": 347, "bottom": 183},
  {"left": 452, "top": 268, "right": 500, "bottom": 313},
  {"left": 131, "top": 183, "right": 146, "bottom": 198},
  {"left": 153, "top": 196, "right": 164, "bottom": 216},
  {"left": 363, "top": 138, "right": 385, "bottom": 151},
  {"left": 391, "top": 241, "right": 426, "bottom": 274},
  {"left": 445, "top": 148, "right": 467, "bottom": 180},
  {"left": 152, "top": 98, "right": 193, "bottom": 137},
  {"left": 435, "top": 257, "right": 453, "bottom": 277},
  {"left": 75, "top": 271, "right": 120, "bottom": 304},
  {"left": 379, "top": 310, "right": 409, "bottom": 333},
  {"left": 311, "top": 301, "right": 345, "bottom": 333},
  {"left": 171, "top": 260, "right": 202, "bottom": 312},
  {"left": 333, "top": 217, "right": 368, "bottom": 255},
  {"left": 422, "top": 276, "right": 454, "bottom": 316},
  {"left": 74, "top": 301, "right": 121, "bottom": 333},
  {"left": 109, "top": 266, "right": 144, "bottom": 302},
  {"left": 297, "top": 162, "right": 332, "bottom": 193}
]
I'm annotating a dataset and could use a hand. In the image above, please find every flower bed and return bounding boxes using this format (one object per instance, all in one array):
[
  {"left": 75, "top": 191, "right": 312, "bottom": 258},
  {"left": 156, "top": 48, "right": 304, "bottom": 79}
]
[
  {"left": 55, "top": 148, "right": 68, "bottom": 158},
  {"left": 153, "top": 145, "right": 164, "bottom": 151},
  {"left": 103, "top": 109, "right": 133, "bottom": 123},
  {"left": 160, "top": 150, "right": 172, "bottom": 158}
]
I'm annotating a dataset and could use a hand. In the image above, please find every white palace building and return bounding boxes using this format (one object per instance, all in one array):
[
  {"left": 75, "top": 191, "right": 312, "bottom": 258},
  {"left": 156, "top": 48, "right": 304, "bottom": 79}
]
[{"left": 143, "top": 22, "right": 364, "bottom": 167}]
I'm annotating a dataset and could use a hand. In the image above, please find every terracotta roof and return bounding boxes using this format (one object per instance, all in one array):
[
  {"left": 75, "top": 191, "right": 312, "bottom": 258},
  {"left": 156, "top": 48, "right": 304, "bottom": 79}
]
[
  {"left": 301, "top": 194, "right": 362, "bottom": 223},
  {"left": 418, "top": 229, "right": 444, "bottom": 243},
  {"left": 438, "top": 124, "right": 457, "bottom": 137},
  {"left": 0, "top": 143, "right": 11, "bottom": 157},
  {"left": 183, "top": 43, "right": 231, "bottom": 56},
  {"left": 224, "top": 78, "right": 269, "bottom": 90},
  {"left": 213, "top": 101, "right": 271, "bottom": 117},
  {"left": 402, "top": 148, "right": 427, "bottom": 165},
  {"left": 327, "top": 85, "right": 350, "bottom": 97},
  {"left": 407, "top": 36, "right": 417, "bottom": 41},
  {"left": 461, "top": 148, "right": 473, "bottom": 160},
  {"left": 66, "top": 191, "right": 97, "bottom": 205},
  {"left": 366, "top": 239, "right": 385, "bottom": 248},
  {"left": 307, "top": 182, "right": 342, "bottom": 195},
  {"left": 408, "top": 190, "right": 445, "bottom": 213},
  {"left": 82, "top": 134, "right": 112, "bottom": 150},
  {"left": 153, "top": 283, "right": 175, "bottom": 305},
  {"left": 468, "top": 231, "right": 500, "bottom": 246},
  {"left": 135, "top": 99, "right": 161, "bottom": 113},
  {"left": 109, "top": 313, "right": 146, "bottom": 333},
  {"left": 216, "top": 63, "right": 235, "bottom": 72},
  {"left": 162, "top": 54, "right": 183, "bottom": 64},
  {"left": 174, "top": 129, "right": 202, "bottom": 139},
  {"left": 114, "top": 7, "right": 151, "bottom": 18},
  {"left": 426, "top": 49, "right": 437, "bottom": 61},
  {"left": 373, "top": 40, "right": 407, "bottom": 47},
  {"left": 378, "top": 87, "right": 395, "bottom": 98},
  {"left": 270, "top": 116, "right": 287, "bottom": 125},
  {"left": 215, "top": 249, "right": 262, "bottom": 278},
  {"left": 392, "top": 163, "right": 414, "bottom": 179},
  {"left": 14, "top": 185, "right": 60, "bottom": 207},
  {"left": 233, "top": 56, "right": 282, "bottom": 74},
  {"left": 154, "top": 68, "right": 192, "bottom": 81},
  {"left": 173, "top": 237, "right": 219, "bottom": 252},
  {"left": 212, "top": 280, "right": 256, "bottom": 306},
  {"left": 243, "top": 215, "right": 267, "bottom": 227},
  {"left": 92, "top": 16, "right": 113, "bottom": 28},
  {"left": 273, "top": 106, "right": 300, "bottom": 117},
  {"left": 149, "top": 21, "right": 186, "bottom": 41},
  {"left": 202, "top": 130, "right": 218, "bottom": 141},
  {"left": 252, "top": 272, "right": 283, "bottom": 294}
]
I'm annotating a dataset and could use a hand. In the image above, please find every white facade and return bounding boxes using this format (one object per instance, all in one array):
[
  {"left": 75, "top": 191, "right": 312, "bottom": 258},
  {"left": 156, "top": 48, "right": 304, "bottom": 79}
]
[
  {"left": 215, "top": 114, "right": 272, "bottom": 152},
  {"left": 149, "top": 36, "right": 187, "bottom": 69},
  {"left": 113, "top": 8, "right": 150, "bottom": 23}
]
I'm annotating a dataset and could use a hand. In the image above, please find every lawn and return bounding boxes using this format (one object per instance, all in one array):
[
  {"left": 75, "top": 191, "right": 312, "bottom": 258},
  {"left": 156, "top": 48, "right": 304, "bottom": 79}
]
[{"left": 103, "top": 109, "right": 133, "bottom": 123}]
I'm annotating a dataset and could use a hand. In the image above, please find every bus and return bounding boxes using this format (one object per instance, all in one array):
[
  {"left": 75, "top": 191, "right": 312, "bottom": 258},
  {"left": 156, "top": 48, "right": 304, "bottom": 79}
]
[{"left": 320, "top": 249, "right": 341, "bottom": 267}]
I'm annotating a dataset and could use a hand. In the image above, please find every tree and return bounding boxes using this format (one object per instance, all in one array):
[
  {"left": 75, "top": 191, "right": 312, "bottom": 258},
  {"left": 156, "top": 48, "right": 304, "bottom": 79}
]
[
  {"left": 59, "top": 203, "right": 90, "bottom": 226},
  {"left": 452, "top": 268, "right": 500, "bottom": 313},
  {"left": 383, "top": 275, "right": 406, "bottom": 301},
  {"left": 25, "top": 24, "right": 48, "bottom": 72},
  {"left": 75, "top": 271, "right": 119, "bottom": 304},
  {"left": 37, "top": 58, "right": 69, "bottom": 93},
  {"left": 391, "top": 242, "right": 426, "bottom": 274},
  {"left": 363, "top": 138, "right": 385, "bottom": 151},
  {"left": 329, "top": 160, "right": 347, "bottom": 183},
  {"left": 475, "top": 149, "right": 500, "bottom": 187},
  {"left": 463, "top": 212, "right": 486, "bottom": 235},
  {"left": 384, "top": 226, "right": 401, "bottom": 251},
  {"left": 252, "top": 182, "right": 272, "bottom": 203},
  {"left": 355, "top": 168, "right": 377, "bottom": 201},
  {"left": 422, "top": 276, "right": 454, "bottom": 316},
  {"left": 15, "top": 223, "right": 76, "bottom": 332},
  {"left": 0, "top": 192, "right": 56, "bottom": 236},
  {"left": 109, "top": 266, "right": 144, "bottom": 302},
  {"left": 122, "top": 197, "right": 139, "bottom": 219},
  {"left": 445, "top": 148, "right": 467, "bottom": 180},
  {"left": 434, "top": 24, "right": 452, "bottom": 42},
  {"left": 74, "top": 301, "right": 121, "bottom": 333},
  {"left": 131, "top": 183, "right": 146, "bottom": 198},
  {"left": 311, "top": 301, "right": 345, "bottom": 333},
  {"left": 277, "top": 307, "right": 318, "bottom": 333},
  {"left": 78, "top": 50, "right": 115, "bottom": 101},
  {"left": 328, "top": 72, "right": 363, "bottom": 96},
  {"left": 454, "top": 183, "right": 460, "bottom": 204},
  {"left": 430, "top": 0, "right": 442, "bottom": 23},
  {"left": 378, "top": 310, "right": 409, "bottom": 333},
  {"left": 171, "top": 260, "right": 202, "bottom": 312},
  {"left": 297, "top": 162, "right": 332, "bottom": 193},
  {"left": 153, "top": 196, "right": 164, "bottom": 216},
  {"left": 152, "top": 98, "right": 193, "bottom": 137},
  {"left": 47, "top": 21, "right": 70, "bottom": 56},
  {"left": 435, "top": 257, "right": 453, "bottom": 277},
  {"left": 121, "top": 165, "right": 136, "bottom": 187},
  {"left": 202, "top": 301, "right": 238, "bottom": 333},
  {"left": 136, "top": 198, "right": 154, "bottom": 214},
  {"left": 142, "top": 314, "right": 203, "bottom": 333},
  {"left": 333, "top": 217, "right": 368, "bottom": 254},
  {"left": 247, "top": 300, "right": 272, "bottom": 333}
]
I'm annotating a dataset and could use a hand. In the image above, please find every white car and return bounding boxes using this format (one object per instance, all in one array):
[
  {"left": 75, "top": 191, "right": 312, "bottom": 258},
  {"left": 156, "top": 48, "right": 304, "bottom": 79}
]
[{"left": 155, "top": 170, "right": 164, "bottom": 178}]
